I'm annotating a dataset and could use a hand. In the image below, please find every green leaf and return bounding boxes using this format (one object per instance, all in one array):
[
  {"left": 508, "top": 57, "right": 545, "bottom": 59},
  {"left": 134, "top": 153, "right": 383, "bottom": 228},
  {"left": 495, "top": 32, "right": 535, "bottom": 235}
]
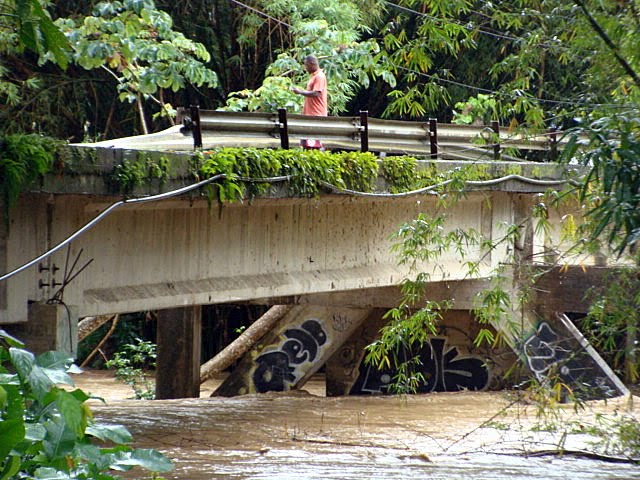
[
  {"left": 116, "top": 448, "right": 174, "bottom": 472},
  {"left": 0, "top": 455, "right": 21, "bottom": 480},
  {"left": 0, "top": 329, "right": 24, "bottom": 348},
  {"left": 55, "top": 389, "right": 85, "bottom": 436},
  {"left": 0, "top": 419, "right": 25, "bottom": 459},
  {"left": 0, "top": 385, "right": 6, "bottom": 409},
  {"left": 0, "top": 374, "right": 19, "bottom": 386},
  {"left": 42, "top": 416, "right": 77, "bottom": 459},
  {"left": 9, "top": 347, "right": 35, "bottom": 379},
  {"left": 32, "top": 467, "right": 72, "bottom": 480},
  {"left": 86, "top": 423, "right": 132, "bottom": 444},
  {"left": 25, "top": 422, "right": 47, "bottom": 442},
  {"left": 37, "top": 351, "right": 76, "bottom": 385},
  {"left": 28, "top": 365, "right": 55, "bottom": 402},
  {"left": 15, "top": 0, "right": 70, "bottom": 69}
]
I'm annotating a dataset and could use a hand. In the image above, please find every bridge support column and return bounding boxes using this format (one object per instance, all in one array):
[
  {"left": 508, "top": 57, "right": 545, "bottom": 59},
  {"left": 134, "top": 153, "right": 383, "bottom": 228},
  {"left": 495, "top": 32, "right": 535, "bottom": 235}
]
[
  {"left": 6, "top": 302, "right": 78, "bottom": 357},
  {"left": 156, "top": 305, "right": 202, "bottom": 399},
  {"left": 212, "top": 306, "right": 372, "bottom": 397},
  {"left": 325, "top": 311, "right": 386, "bottom": 396}
]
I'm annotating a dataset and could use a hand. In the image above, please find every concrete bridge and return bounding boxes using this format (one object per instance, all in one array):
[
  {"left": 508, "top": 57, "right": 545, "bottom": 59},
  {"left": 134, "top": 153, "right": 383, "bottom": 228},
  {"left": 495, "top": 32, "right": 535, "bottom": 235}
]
[{"left": 0, "top": 116, "right": 628, "bottom": 400}]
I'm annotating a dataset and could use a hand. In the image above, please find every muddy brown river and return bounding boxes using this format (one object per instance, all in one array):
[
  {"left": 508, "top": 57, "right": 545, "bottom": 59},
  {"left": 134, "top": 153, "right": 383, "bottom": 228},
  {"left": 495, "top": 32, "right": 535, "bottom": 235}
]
[{"left": 75, "top": 370, "right": 640, "bottom": 479}]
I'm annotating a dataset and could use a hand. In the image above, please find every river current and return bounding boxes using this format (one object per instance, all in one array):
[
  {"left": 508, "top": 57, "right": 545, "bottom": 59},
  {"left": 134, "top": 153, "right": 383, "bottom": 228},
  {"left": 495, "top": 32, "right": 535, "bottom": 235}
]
[{"left": 75, "top": 370, "right": 640, "bottom": 479}]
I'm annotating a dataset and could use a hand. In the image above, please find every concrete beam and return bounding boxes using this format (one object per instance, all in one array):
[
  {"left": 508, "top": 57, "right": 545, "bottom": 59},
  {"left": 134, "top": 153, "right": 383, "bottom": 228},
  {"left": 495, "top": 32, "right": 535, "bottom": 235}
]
[
  {"left": 532, "top": 265, "right": 619, "bottom": 315},
  {"left": 282, "top": 278, "right": 493, "bottom": 309}
]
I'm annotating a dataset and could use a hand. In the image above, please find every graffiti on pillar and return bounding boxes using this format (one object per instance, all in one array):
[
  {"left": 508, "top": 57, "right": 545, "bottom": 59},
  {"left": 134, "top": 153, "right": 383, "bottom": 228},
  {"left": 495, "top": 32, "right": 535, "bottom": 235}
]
[
  {"left": 332, "top": 313, "right": 352, "bottom": 332},
  {"left": 252, "top": 319, "right": 328, "bottom": 393},
  {"left": 521, "top": 322, "right": 619, "bottom": 399},
  {"left": 350, "top": 337, "right": 489, "bottom": 395},
  {"left": 522, "top": 322, "right": 567, "bottom": 380}
]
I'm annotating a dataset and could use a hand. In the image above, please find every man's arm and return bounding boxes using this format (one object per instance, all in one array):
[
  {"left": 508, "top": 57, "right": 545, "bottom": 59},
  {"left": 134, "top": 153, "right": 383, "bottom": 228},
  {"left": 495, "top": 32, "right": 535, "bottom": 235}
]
[{"left": 291, "top": 87, "right": 321, "bottom": 97}]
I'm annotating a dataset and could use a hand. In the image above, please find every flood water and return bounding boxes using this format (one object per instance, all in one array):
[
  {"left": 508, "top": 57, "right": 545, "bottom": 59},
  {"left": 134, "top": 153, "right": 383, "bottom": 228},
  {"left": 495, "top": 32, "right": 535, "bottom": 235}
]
[{"left": 75, "top": 370, "right": 640, "bottom": 479}]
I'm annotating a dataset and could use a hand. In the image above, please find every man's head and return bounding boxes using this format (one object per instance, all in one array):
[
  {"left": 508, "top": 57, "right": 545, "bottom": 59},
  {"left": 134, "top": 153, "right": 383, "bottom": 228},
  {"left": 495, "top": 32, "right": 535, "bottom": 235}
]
[{"left": 303, "top": 55, "right": 319, "bottom": 74}]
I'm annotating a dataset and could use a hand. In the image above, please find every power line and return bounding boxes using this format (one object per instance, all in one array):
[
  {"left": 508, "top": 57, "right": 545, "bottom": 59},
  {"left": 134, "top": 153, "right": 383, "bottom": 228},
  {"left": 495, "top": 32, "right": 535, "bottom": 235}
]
[
  {"left": 383, "top": 1, "right": 528, "bottom": 44},
  {"left": 228, "top": 0, "right": 292, "bottom": 27},
  {"left": 224, "top": 0, "right": 632, "bottom": 113}
]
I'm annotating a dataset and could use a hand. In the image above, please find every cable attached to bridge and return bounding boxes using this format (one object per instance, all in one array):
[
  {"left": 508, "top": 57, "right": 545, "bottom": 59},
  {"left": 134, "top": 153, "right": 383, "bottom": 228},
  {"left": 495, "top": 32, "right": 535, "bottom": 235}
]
[
  {"left": 0, "top": 172, "right": 577, "bottom": 282},
  {"left": 0, "top": 174, "right": 224, "bottom": 282},
  {"left": 319, "top": 173, "right": 575, "bottom": 198}
]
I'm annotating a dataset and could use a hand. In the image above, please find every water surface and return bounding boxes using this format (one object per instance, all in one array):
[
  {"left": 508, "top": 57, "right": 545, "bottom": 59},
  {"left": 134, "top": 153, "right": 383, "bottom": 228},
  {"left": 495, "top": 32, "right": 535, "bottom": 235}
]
[{"left": 77, "top": 371, "right": 640, "bottom": 479}]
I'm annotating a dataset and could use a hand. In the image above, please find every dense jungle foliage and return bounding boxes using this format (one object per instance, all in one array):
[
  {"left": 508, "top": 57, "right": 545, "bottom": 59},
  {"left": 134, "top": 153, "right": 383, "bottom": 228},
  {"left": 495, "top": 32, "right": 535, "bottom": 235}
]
[
  {"left": 0, "top": 330, "right": 172, "bottom": 478},
  {"left": 0, "top": 0, "right": 637, "bottom": 139}
]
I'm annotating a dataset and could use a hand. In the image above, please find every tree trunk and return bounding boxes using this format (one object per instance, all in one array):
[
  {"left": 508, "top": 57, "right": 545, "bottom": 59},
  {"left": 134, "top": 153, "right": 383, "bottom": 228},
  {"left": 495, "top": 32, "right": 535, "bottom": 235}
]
[
  {"left": 78, "top": 314, "right": 116, "bottom": 341},
  {"left": 200, "top": 304, "right": 292, "bottom": 383}
]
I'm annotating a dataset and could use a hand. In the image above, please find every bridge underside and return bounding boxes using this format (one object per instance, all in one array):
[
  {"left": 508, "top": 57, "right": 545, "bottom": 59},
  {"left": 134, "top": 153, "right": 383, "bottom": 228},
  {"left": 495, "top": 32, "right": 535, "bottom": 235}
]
[{"left": 204, "top": 267, "right": 627, "bottom": 400}]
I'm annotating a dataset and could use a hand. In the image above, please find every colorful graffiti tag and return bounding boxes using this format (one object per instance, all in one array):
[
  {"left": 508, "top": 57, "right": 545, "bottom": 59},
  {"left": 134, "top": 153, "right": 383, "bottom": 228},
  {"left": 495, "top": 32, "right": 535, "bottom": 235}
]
[
  {"left": 350, "top": 337, "right": 490, "bottom": 394},
  {"left": 252, "top": 319, "right": 328, "bottom": 393}
]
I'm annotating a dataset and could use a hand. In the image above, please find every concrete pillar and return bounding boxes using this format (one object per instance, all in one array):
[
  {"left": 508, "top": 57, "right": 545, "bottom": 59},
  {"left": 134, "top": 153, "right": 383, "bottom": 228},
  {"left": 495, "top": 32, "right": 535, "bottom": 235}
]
[
  {"left": 7, "top": 302, "right": 78, "bottom": 357},
  {"left": 155, "top": 305, "right": 202, "bottom": 399},
  {"left": 213, "top": 306, "right": 372, "bottom": 397},
  {"left": 325, "top": 311, "right": 386, "bottom": 396}
]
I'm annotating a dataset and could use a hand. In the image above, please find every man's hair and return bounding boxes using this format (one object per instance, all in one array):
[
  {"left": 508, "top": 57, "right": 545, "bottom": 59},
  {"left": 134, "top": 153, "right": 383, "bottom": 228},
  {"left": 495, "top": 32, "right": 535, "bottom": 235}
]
[{"left": 304, "top": 55, "right": 319, "bottom": 66}]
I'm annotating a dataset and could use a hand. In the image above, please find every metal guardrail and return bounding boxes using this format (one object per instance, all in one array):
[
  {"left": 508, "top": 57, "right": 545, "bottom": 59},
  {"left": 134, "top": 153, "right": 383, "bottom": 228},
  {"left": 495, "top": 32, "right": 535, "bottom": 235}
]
[{"left": 178, "top": 107, "right": 562, "bottom": 160}]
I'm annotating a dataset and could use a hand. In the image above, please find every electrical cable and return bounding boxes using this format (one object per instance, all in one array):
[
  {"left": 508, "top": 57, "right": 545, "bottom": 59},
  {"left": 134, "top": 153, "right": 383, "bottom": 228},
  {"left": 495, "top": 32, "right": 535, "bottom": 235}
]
[
  {"left": 319, "top": 173, "right": 574, "bottom": 198},
  {"left": 0, "top": 173, "right": 224, "bottom": 282}
]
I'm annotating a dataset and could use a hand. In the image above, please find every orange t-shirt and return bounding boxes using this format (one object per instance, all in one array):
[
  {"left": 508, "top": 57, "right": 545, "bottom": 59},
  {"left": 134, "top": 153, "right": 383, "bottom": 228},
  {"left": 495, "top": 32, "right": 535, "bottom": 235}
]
[{"left": 302, "top": 69, "right": 328, "bottom": 116}]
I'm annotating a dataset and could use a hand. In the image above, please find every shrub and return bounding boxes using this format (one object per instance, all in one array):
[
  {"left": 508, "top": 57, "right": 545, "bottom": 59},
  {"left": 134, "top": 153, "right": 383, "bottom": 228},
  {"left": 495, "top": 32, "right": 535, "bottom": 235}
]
[{"left": 0, "top": 330, "right": 172, "bottom": 479}]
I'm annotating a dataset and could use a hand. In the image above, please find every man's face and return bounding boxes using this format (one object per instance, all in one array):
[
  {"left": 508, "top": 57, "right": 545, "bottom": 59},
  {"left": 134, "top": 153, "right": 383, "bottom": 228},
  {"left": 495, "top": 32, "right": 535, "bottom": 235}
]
[{"left": 304, "top": 59, "right": 317, "bottom": 74}]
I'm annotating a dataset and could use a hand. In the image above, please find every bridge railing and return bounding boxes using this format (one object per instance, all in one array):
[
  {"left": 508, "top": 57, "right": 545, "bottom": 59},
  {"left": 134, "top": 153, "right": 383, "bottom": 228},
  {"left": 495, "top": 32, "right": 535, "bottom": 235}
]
[{"left": 178, "top": 107, "right": 561, "bottom": 160}]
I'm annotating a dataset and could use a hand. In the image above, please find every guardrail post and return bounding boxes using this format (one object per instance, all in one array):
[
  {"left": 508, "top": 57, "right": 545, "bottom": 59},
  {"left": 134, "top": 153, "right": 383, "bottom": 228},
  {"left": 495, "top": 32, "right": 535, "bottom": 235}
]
[
  {"left": 359, "top": 110, "right": 369, "bottom": 152},
  {"left": 428, "top": 118, "right": 438, "bottom": 159},
  {"left": 548, "top": 127, "right": 558, "bottom": 162},
  {"left": 277, "top": 108, "right": 290, "bottom": 149},
  {"left": 491, "top": 120, "right": 500, "bottom": 160},
  {"left": 190, "top": 105, "right": 202, "bottom": 149}
]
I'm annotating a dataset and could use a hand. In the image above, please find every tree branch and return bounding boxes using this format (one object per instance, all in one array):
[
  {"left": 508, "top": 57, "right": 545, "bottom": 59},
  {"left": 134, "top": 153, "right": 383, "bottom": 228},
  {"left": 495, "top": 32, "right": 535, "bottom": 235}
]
[{"left": 575, "top": 0, "right": 640, "bottom": 87}]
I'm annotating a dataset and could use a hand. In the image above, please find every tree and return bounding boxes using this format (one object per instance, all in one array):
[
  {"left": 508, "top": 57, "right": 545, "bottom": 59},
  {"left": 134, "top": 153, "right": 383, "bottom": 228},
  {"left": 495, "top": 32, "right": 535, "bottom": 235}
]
[
  {"left": 222, "top": 0, "right": 391, "bottom": 115},
  {"left": 1, "top": 0, "right": 219, "bottom": 138},
  {"left": 55, "top": 0, "right": 219, "bottom": 134}
]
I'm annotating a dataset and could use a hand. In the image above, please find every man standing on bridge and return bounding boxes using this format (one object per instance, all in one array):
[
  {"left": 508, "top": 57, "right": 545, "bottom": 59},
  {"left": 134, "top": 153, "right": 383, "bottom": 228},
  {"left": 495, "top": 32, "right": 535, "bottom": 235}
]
[{"left": 291, "top": 54, "right": 327, "bottom": 149}]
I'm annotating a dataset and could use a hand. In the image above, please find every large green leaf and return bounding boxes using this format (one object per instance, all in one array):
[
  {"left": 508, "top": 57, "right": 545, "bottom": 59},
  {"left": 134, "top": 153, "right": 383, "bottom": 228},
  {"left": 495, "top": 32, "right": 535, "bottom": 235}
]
[
  {"left": 15, "top": 0, "right": 70, "bottom": 69},
  {"left": 27, "top": 365, "right": 55, "bottom": 402},
  {"left": 55, "top": 390, "right": 85, "bottom": 436},
  {"left": 42, "top": 416, "right": 77, "bottom": 459},
  {"left": 0, "top": 418, "right": 25, "bottom": 459},
  {"left": 85, "top": 423, "right": 132, "bottom": 444},
  {"left": 114, "top": 448, "right": 174, "bottom": 472},
  {"left": 0, "top": 455, "right": 21, "bottom": 480},
  {"left": 36, "top": 351, "right": 81, "bottom": 385},
  {"left": 9, "top": 347, "right": 35, "bottom": 379}
]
